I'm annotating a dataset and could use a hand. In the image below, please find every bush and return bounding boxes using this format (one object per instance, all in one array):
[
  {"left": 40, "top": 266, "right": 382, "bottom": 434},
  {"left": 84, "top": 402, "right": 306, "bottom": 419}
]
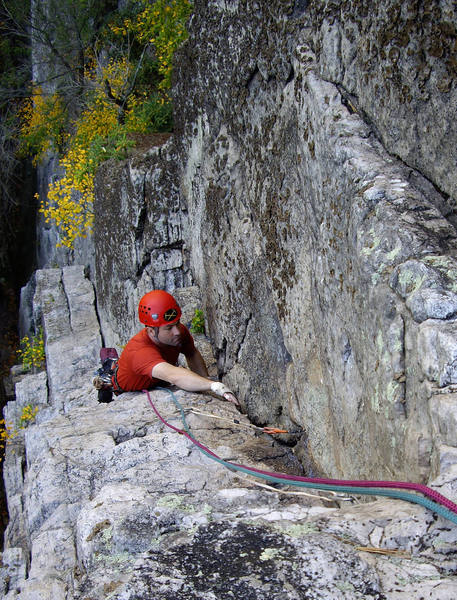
[
  {"left": 29, "top": 1, "right": 193, "bottom": 248},
  {"left": 18, "top": 87, "right": 67, "bottom": 164},
  {"left": 0, "top": 404, "right": 39, "bottom": 460},
  {"left": 190, "top": 308, "right": 205, "bottom": 334},
  {"left": 16, "top": 327, "right": 45, "bottom": 372}
]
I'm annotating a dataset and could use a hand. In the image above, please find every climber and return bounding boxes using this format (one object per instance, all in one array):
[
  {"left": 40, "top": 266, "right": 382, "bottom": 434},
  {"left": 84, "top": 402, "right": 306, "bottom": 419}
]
[{"left": 94, "top": 290, "right": 239, "bottom": 406}]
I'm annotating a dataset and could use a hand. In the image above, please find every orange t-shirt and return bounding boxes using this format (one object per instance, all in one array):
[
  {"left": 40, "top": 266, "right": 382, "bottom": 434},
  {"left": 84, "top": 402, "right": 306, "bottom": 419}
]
[{"left": 115, "top": 325, "right": 196, "bottom": 391}]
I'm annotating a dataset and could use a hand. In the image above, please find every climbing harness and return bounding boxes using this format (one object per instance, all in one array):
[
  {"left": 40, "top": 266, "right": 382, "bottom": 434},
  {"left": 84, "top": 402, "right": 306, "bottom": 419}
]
[
  {"left": 146, "top": 388, "right": 457, "bottom": 526},
  {"left": 93, "top": 348, "right": 125, "bottom": 402}
]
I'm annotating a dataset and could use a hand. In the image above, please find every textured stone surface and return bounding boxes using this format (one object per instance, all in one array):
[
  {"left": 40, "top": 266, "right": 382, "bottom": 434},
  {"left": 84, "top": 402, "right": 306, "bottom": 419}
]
[
  {"left": 307, "top": 0, "right": 457, "bottom": 217},
  {"left": 89, "top": 0, "right": 457, "bottom": 484},
  {"left": 3, "top": 267, "right": 457, "bottom": 598},
  {"left": 174, "top": 1, "right": 457, "bottom": 482},
  {"left": 14, "top": 0, "right": 457, "bottom": 596},
  {"left": 94, "top": 144, "right": 193, "bottom": 348},
  {"left": 33, "top": 266, "right": 101, "bottom": 407}
]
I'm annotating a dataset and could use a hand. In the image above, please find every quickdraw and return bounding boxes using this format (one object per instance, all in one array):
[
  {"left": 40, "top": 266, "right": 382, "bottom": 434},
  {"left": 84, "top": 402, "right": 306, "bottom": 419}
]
[{"left": 187, "top": 407, "right": 292, "bottom": 435}]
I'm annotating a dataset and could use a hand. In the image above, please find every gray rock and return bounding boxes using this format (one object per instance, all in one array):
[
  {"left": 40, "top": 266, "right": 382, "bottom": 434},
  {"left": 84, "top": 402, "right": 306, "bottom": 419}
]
[
  {"left": 0, "top": 548, "right": 26, "bottom": 597},
  {"left": 430, "top": 393, "right": 457, "bottom": 446},
  {"left": 93, "top": 142, "right": 193, "bottom": 348},
  {"left": 33, "top": 266, "right": 101, "bottom": 406},
  {"left": 4, "top": 270, "right": 457, "bottom": 598},
  {"left": 390, "top": 257, "right": 457, "bottom": 323},
  {"left": 310, "top": 1, "right": 457, "bottom": 218},
  {"left": 90, "top": 0, "right": 457, "bottom": 486},
  {"left": 104, "top": 522, "right": 383, "bottom": 600},
  {"left": 418, "top": 321, "right": 457, "bottom": 387},
  {"left": 14, "top": 0, "right": 457, "bottom": 597},
  {"left": 437, "top": 444, "right": 457, "bottom": 474}
]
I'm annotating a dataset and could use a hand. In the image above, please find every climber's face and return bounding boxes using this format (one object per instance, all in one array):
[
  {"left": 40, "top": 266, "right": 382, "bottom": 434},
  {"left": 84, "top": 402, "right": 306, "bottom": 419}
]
[{"left": 147, "top": 322, "right": 182, "bottom": 347}]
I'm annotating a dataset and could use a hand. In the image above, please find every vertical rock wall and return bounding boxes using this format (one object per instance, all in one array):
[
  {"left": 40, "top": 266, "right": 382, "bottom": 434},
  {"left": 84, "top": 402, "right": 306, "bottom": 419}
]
[
  {"left": 93, "top": 0, "right": 457, "bottom": 483},
  {"left": 94, "top": 144, "right": 193, "bottom": 347},
  {"left": 307, "top": 0, "right": 457, "bottom": 215}
]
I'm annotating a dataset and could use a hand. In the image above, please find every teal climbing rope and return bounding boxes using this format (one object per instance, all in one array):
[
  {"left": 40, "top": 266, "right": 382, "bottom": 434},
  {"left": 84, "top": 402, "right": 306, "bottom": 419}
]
[{"left": 148, "top": 388, "right": 457, "bottom": 526}]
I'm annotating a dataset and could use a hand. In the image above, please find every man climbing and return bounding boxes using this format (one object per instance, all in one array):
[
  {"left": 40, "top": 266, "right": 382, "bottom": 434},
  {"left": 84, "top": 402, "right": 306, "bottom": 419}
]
[{"left": 94, "top": 290, "right": 239, "bottom": 406}]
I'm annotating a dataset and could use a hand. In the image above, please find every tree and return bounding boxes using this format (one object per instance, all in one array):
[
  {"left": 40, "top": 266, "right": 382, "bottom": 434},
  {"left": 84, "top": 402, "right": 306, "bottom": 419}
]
[
  {"left": 1, "top": 0, "right": 193, "bottom": 248},
  {"left": 0, "top": 0, "right": 34, "bottom": 281}
]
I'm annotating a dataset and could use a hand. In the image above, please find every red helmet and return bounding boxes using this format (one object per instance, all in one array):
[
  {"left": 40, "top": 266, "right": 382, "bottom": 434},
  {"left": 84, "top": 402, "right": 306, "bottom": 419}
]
[{"left": 138, "top": 290, "right": 182, "bottom": 327}]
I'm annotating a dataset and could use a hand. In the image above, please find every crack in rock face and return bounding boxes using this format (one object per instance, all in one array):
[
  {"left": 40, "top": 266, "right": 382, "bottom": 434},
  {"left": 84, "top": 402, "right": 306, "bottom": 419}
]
[{"left": 111, "top": 426, "right": 148, "bottom": 445}]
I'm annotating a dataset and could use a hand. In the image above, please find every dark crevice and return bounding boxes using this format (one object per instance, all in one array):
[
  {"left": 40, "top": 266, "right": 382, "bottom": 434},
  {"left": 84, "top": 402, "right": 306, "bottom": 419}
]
[
  {"left": 235, "top": 312, "right": 252, "bottom": 363},
  {"left": 136, "top": 250, "right": 152, "bottom": 278},
  {"left": 406, "top": 169, "right": 457, "bottom": 231},
  {"left": 285, "top": 63, "right": 295, "bottom": 85},
  {"left": 253, "top": 452, "right": 289, "bottom": 462},
  {"left": 111, "top": 426, "right": 148, "bottom": 445},
  {"left": 244, "top": 65, "right": 260, "bottom": 90},
  {"left": 91, "top": 282, "right": 106, "bottom": 348},
  {"left": 398, "top": 314, "right": 407, "bottom": 419},
  {"left": 134, "top": 172, "right": 148, "bottom": 246},
  {"left": 60, "top": 270, "right": 73, "bottom": 335},
  {"left": 216, "top": 337, "right": 227, "bottom": 380},
  {"left": 135, "top": 202, "right": 148, "bottom": 242},
  {"left": 20, "top": 455, "right": 27, "bottom": 483},
  {"left": 82, "top": 265, "right": 106, "bottom": 347},
  {"left": 339, "top": 89, "right": 358, "bottom": 115},
  {"left": 135, "top": 241, "right": 184, "bottom": 279}
]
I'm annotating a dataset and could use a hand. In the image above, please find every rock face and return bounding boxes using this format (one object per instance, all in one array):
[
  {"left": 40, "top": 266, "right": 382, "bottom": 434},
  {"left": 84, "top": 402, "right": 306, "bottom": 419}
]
[
  {"left": 10, "top": 1, "right": 457, "bottom": 596},
  {"left": 94, "top": 0, "right": 457, "bottom": 485},
  {"left": 94, "top": 143, "right": 193, "bottom": 347},
  {"left": 3, "top": 267, "right": 457, "bottom": 599},
  {"left": 307, "top": 0, "right": 457, "bottom": 217}
]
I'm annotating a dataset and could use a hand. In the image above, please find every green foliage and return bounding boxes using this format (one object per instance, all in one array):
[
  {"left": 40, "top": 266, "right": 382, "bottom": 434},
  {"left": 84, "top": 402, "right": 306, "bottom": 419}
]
[
  {"left": 14, "top": 0, "right": 193, "bottom": 248},
  {"left": 18, "top": 88, "right": 68, "bottom": 164},
  {"left": 17, "top": 327, "right": 45, "bottom": 372},
  {"left": 87, "top": 127, "right": 135, "bottom": 165},
  {"left": 0, "top": 404, "right": 39, "bottom": 459},
  {"left": 190, "top": 309, "right": 205, "bottom": 334},
  {"left": 129, "top": 95, "right": 173, "bottom": 133}
]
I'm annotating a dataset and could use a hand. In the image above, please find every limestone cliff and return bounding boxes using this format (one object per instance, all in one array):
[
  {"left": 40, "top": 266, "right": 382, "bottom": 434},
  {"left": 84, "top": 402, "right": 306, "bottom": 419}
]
[
  {"left": 2, "top": 267, "right": 457, "bottom": 599},
  {"left": 4, "top": 1, "right": 457, "bottom": 597},
  {"left": 94, "top": 0, "right": 457, "bottom": 485}
]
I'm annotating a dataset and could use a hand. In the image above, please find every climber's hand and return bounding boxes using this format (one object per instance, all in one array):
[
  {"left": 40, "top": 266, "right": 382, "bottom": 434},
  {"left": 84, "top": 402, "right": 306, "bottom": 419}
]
[
  {"left": 210, "top": 381, "right": 240, "bottom": 406},
  {"left": 223, "top": 391, "right": 240, "bottom": 406}
]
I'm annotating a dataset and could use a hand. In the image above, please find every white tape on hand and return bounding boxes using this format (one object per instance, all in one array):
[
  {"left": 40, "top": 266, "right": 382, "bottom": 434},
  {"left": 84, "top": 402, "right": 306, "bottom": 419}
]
[
  {"left": 210, "top": 381, "right": 232, "bottom": 396},
  {"left": 210, "top": 382, "right": 240, "bottom": 406}
]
